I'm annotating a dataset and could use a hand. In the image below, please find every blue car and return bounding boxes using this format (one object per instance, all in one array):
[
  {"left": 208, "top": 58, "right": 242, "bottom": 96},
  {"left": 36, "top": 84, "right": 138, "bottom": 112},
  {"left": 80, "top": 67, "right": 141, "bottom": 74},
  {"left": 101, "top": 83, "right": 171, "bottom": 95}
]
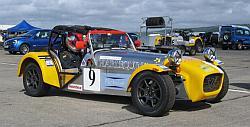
[
  {"left": 3, "top": 29, "right": 51, "bottom": 54},
  {"left": 219, "top": 25, "right": 250, "bottom": 50}
]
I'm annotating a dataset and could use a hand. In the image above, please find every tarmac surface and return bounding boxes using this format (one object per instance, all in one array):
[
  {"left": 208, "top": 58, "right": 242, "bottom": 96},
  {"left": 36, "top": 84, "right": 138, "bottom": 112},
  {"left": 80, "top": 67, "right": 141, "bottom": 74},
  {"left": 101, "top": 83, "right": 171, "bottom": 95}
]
[{"left": 0, "top": 49, "right": 249, "bottom": 127}]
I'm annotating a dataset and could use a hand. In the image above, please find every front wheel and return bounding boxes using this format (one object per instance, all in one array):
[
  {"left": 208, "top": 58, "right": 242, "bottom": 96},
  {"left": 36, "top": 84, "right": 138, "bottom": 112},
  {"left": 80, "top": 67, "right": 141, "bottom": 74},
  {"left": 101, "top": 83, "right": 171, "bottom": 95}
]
[
  {"left": 20, "top": 44, "right": 30, "bottom": 55},
  {"left": 131, "top": 71, "right": 175, "bottom": 117},
  {"left": 237, "top": 42, "right": 243, "bottom": 50},
  {"left": 221, "top": 44, "right": 228, "bottom": 50},
  {"left": 188, "top": 47, "right": 196, "bottom": 56},
  {"left": 206, "top": 67, "right": 229, "bottom": 103},
  {"left": 23, "top": 63, "right": 49, "bottom": 97}
]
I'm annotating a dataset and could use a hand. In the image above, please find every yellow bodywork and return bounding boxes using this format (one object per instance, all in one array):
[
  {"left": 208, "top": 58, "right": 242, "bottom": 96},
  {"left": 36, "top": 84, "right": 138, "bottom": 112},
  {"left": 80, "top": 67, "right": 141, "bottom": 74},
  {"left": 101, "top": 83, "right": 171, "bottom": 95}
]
[
  {"left": 185, "top": 36, "right": 203, "bottom": 47},
  {"left": 177, "top": 56, "right": 224, "bottom": 102},
  {"left": 127, "top": 64, "right": 171, "bottom": 92},
  {"left": 154, "top": 35, "right": 164, "bottom": 45},
  {"left": 18, "top": 52, "right": 224, "bottom": 102},
  {"left": 127, "top": 57, "right": 224, "bottom": 102},
  {"left": 17, "top": 52, "right": 61, "bottom": 88}
]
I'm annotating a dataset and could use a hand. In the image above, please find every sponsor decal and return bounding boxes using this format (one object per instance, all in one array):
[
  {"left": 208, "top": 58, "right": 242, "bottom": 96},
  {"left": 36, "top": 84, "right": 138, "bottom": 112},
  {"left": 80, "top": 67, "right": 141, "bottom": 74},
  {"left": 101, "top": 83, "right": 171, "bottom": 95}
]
[
  {"left": 45, "top": 59, "right": 54, "bottom": 66},
  {"left": 68, "top": 84, "right": 83, "bottom": 91},
  {"left": 154, "top": 58, "right": 161, "bottom": 63},
  {"left": 97, "top": 59, "right": 146, "bottom": 70},
  {"left": 200, "top": 64, "right": 214, "bottom": 72},
  {"left": 100, "top": 56, "right": 122, "bottom": 60}
]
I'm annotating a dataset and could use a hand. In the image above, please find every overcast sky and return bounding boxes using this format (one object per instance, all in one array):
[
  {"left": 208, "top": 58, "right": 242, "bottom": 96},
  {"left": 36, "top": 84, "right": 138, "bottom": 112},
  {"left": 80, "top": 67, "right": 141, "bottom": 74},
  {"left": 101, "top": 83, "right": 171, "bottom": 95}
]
[{"left": 0, "top": 0, "right": 250, "bottom": 32}]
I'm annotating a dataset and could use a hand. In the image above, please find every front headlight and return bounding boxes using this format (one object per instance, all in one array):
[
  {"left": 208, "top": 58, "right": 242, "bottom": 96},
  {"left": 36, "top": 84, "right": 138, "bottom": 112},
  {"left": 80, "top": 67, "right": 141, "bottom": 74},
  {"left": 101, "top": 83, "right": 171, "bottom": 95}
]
[
  {"left": 12, "top": 40, "right": 18, "bottom": 44},
  {"left": 203, "top": 47, "right": 216, "bottom": 61},
  {"left": 167, "top": 48, "right": 182, "bottom": 65}
]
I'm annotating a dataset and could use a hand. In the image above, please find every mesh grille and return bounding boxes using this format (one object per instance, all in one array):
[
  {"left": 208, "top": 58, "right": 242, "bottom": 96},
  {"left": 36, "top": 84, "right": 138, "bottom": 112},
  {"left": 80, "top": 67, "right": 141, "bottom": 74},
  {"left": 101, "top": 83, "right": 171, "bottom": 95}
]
[{"left": 203, "top": 74, "right": 222, "bottom": 92}]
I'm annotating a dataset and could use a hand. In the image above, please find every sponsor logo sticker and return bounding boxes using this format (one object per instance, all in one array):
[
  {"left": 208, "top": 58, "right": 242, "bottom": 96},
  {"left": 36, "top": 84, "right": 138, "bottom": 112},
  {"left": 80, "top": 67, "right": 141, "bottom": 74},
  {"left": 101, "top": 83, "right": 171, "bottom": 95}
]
[
  {"left": 68, "top": 84, "right": 83, "bottom": 91},
  {"left": 100, "top": 56, "right": 122, "bottom": 60},
  {"left": 45, "top": 59, "right": 54, "bottom": 66}
]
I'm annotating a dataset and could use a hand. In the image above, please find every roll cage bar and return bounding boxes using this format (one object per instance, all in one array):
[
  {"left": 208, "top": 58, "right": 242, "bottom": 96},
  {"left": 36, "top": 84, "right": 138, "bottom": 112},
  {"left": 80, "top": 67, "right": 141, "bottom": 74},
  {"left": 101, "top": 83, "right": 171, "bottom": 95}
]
[{"left": 139, "top": 16, "right": 173, "bottom": 46}]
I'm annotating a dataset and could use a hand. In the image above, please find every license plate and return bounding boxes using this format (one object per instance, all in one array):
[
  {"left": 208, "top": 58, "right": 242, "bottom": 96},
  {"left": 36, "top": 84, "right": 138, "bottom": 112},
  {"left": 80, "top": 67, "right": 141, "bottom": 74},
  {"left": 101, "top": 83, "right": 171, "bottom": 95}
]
[
  {"left": 4, "top": 45, "right": 9, "bottom": 48},
  {"left": 228, "top": 42, "right": 232, "bottom": 44}
]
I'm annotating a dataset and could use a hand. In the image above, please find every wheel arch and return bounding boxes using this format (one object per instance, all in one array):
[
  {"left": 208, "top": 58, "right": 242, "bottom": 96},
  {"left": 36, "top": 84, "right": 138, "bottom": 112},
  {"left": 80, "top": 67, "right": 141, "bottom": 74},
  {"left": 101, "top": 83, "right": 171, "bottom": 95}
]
[
  {"left": 19, "top": 42, "right": 30, "bottom": 49},
  {"left": 127, "top": 64, "right": 172, "bottom": 92},
  {"left": 17, "top": 52, "right": 60, "bottom": 88},
  {"left": 19, "top": 42, "right": 31, "bottom": 54},
  {"left": 18, "top": 57, "right": 39, "bottom": 77}
]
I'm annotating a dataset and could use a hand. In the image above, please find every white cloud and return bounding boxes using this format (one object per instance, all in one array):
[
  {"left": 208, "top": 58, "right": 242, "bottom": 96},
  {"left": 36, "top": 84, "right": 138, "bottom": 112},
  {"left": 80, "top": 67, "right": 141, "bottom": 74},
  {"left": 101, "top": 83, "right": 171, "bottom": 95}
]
[{"left": 0, "top": 0, "right": 250, "bottom": 32}]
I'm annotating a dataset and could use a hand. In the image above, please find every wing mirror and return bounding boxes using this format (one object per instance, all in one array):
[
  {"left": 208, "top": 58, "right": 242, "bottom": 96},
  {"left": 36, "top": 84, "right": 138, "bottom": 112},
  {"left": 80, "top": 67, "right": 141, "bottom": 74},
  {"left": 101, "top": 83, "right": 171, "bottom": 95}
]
[{"left": 76, "top": 41, "right": 87, "bottom": 49}]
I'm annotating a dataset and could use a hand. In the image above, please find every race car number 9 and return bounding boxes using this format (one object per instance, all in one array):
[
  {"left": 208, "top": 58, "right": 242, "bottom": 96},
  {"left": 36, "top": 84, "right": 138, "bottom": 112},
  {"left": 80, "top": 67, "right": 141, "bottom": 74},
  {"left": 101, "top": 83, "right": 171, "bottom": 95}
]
[
  {"left": 83, "top": 68, "right": 101, "bottom": 91},
  {"left": 88, "top": 68, "right": 95, "bottom": 86}
]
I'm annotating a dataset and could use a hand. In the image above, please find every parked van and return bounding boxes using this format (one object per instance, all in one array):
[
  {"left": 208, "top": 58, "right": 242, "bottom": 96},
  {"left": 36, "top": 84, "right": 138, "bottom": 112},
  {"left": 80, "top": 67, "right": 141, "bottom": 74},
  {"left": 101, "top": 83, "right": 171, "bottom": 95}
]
[{"left": 219, "top": 25, "right": 250, "bottom": 50}]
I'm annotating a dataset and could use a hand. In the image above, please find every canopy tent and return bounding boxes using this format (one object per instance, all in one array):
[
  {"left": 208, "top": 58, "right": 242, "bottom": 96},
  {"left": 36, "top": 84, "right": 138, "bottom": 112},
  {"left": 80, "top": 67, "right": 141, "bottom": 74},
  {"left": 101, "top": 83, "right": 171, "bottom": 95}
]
[{"left": 7, "top": 20, "right": 40, "bottom": 33}]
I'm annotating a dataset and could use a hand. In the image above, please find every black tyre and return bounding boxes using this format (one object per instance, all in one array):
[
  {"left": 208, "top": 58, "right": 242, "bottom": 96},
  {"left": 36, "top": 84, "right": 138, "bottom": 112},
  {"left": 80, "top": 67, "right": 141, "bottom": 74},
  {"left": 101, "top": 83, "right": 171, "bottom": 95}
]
[
  {"left": 20, "top": 44, "right": 30, "bottom": 55},
  {"left": 177, "top": 45, "right": 186, "bottom": 55},
  {"left": 195, "top": 40, "right": 203, "bottom": 53},
  {"left": 237, "top": 42, "right": 243, "bottom": 50},
  {"left": 221, "top": 44, "right": 228, "bottom": 50},
  {"left": 8, "top": 51, "right": 17, "bottom": 54},
  {"left": 23, "top": 63, "right": 49, "bottom": 97},
  {"left": 188, "top": 47, "right": 196, "bottom": 56},
  {"left": 206, "top": 67, "right": 229, "bottom": 103},
  {"left": 131, "top": 71, "right": 175, "bottom": 117}
]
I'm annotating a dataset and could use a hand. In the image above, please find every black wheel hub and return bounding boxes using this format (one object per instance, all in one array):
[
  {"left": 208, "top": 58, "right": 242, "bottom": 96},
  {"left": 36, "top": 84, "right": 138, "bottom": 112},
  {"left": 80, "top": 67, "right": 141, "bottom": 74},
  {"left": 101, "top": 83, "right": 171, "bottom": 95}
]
[
  {"left": 25, "top": 68, "right": 40, "bottom": 91},
  {"left": 137, "top": 78, "right": 162, "bottom": 108}
]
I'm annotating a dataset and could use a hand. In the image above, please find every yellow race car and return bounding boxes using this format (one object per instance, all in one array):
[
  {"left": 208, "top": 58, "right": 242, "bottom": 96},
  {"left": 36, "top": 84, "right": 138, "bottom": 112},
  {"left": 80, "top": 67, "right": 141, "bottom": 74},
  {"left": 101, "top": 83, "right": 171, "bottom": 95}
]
[{"left": 17, "top": 25, "right": 229, "bottom": 117}]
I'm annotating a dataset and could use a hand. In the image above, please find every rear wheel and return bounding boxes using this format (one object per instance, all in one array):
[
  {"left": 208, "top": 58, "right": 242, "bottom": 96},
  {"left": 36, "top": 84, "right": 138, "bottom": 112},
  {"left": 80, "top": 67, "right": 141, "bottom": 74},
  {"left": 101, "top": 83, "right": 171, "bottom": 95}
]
[
  {"left": 23, "top": 63, "right": 49, "bottom": 97},
  {"left": 221, "top": 44, "right": 228, "bottom": 50},
  {"left": 177, "top": 45, "right": 186, "bottom": 55},
  {"left": 20, "top": 44, "right": 30, "bottom": 55},
  {"left": 206, "top": 67, "right": 229, "bottom": 103},
  {"left": 195, "top": 40, "right": 203, "bottom": 53},
  {"left": 188, "top": 47, "right": 196, "bottom": 56},
  {"left": 132, "top": 71, "right": 175, "bottom": 117},
  {"left": 8, "top": 51, "right": 17, "bottom": 54}
]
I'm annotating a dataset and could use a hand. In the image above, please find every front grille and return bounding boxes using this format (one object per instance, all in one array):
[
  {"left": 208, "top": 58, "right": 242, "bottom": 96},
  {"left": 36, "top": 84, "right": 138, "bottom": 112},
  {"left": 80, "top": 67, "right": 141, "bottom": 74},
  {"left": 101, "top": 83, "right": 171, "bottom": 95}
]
[{"left": 203, "top": 74, "right": 222, "bottom": 92}]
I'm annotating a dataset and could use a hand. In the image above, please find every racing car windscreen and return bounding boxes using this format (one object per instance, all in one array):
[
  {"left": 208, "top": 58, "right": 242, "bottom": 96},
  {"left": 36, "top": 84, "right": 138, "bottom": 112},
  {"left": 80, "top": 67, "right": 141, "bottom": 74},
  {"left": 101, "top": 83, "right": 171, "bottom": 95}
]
[{"left": 90, "top": 34, "right": 134, "bottom": 50}]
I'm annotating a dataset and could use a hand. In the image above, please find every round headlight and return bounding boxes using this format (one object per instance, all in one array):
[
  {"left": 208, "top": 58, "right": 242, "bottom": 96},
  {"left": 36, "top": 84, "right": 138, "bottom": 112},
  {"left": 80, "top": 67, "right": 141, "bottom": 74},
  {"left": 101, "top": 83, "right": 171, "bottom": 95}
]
[
  {"left": 167, "top": 48, "right": 182, "bottom": 65},
  {"left": 203, "top": 47, "right": 216, "bottom": 61},
  {"left": 12, "top": 40, "right": 18, "bottom": 44}
]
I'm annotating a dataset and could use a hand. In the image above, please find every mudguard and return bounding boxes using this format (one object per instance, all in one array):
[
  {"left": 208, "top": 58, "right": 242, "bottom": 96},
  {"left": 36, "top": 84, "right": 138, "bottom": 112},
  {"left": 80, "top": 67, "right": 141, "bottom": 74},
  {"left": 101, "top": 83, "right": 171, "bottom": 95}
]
[
  {"left": 127, "top": 64, "right": 171, "bottom": 92},
  {"left": 186, "top": 37, "right": 203, "bottom": 47},
  {"left": 178, "top": 56, "right": 224, "bottom": 102},
  {"left": 17, "top": 52, "right": 60, "bottom": 88}
]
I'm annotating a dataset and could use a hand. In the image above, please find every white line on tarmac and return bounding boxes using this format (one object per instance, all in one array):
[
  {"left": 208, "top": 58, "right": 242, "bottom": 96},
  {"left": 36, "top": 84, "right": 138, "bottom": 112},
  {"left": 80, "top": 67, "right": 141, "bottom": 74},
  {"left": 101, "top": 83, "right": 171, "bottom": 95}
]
[
  {"left": 229, "top": 89, "right": 250, "bottom": 94},
  {"left": 0, "top": 62, "right": 17, "bottom": 66}
]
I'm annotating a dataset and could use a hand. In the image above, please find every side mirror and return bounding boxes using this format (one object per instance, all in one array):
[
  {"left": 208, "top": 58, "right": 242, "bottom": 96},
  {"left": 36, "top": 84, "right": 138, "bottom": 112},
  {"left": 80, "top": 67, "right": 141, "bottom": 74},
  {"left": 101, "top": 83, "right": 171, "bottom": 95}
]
[
  {"left": 76, "top": 41, "right": 87, "bottom": 49},
  {"left": 134, "top": 40, "right": 142, "bottom": 47}
]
